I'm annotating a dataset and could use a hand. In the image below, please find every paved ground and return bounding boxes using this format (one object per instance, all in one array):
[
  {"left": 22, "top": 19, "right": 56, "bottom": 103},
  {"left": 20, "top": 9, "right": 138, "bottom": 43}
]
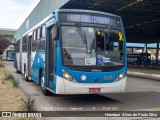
[
  {"left": 128, "top": 65, "right": 160, "bottom": 75},
  {"left": 128, "top": 66, "right": 160, "bottom": 81},
  {"left": 2, "top": 61, "right": 160, "bottom": 120}
]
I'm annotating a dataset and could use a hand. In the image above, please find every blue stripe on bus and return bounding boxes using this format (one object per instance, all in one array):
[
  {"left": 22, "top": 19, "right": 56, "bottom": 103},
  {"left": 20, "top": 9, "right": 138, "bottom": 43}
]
[
  {"left": 31, "top": 51, "right": 45, "bottom": 84},
  {"left": 61, "top": 67, "right": 126, "bottom": 83}
]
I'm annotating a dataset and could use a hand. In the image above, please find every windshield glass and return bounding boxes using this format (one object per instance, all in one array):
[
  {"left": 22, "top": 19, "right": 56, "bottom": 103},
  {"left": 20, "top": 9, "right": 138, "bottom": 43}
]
[{"left": 61, "top": 26, "right": 124, "bottom": 66}]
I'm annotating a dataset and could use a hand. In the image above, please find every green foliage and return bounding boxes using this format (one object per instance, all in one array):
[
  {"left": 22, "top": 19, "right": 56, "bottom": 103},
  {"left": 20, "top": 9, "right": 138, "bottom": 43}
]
[
  {"left": 2, "top": 80, "right": 5, "bottom": 84},
  {"left": 0, "top": 60, "right": 4, "bottom": 67},
  {"left": 5, "top": 72, "right": 14, "bottom": 80},
  {"left": 21, "top": 96, "right": 36, "bottom": 112},
  {"left": 0, "top": 34, "right": 11, "bottom": 55},
  {"left": 5, "top": 72, "right": 20, "bottom": 87},
  {"left": 0, "top": 63, "right": 4, "bottom": 67},
  {"left": 10, "top": 77, "right": 20, "bottom": 88}
]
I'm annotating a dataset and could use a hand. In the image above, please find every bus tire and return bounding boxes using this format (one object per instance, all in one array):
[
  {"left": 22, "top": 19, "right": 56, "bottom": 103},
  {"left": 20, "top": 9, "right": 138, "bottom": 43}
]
[
  {"left": 24, "top": 68, "right": 29, "bottom": 82},
  {"left": 16, "top": 70, "right": 21, "bottom": 73},
  {"left": 40, "top": 72, "right": 50, "bottom": 96}
]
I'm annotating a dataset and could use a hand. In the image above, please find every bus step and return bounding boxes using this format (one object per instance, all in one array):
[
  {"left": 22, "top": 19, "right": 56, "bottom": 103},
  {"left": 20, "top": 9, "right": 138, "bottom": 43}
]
[{"left": 46, "top": 87, "right": 53, "bottom": 93}]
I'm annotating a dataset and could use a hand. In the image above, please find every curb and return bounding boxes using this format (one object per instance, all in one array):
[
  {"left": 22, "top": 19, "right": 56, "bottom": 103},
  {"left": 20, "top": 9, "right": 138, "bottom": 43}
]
[{"left": 127, "top": 71, "right": 160, "bottom": 81}]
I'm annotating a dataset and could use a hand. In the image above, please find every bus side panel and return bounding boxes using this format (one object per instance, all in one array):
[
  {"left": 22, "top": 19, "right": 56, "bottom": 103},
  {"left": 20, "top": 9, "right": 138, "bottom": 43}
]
[
  {"left": 14, "top": 42, "right": 19, "bottom": 70},
  {"left": 14, "top": 50, "right": 17, "bottom": 68},
  {"left": 31, "top": 51, "right": 45, "bottom": 84},
  {"left": 31, "top": 51, "right": 38, "bottom": 83},
  {"left": 19, "top": 39, "right": 23, "bottom": 72},
  {"left": 27, "top": 35, "right": 32, "bottom": 78},
  {"left": 16, "top": 53, "right": 20, "bottom": 71},
  {"left": 21, "top": 52, "right": 27, "bottom": 74}
]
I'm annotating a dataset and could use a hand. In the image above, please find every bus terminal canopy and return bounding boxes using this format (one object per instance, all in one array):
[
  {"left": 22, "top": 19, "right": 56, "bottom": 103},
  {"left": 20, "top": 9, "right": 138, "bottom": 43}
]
[{"left": 60, "top": 0, "right": 160, "bottom": 43}]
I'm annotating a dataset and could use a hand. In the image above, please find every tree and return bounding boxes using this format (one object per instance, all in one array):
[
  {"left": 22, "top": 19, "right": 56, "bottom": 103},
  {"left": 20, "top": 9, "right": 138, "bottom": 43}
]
[{"left": 0, "top": 35, "right": 11, "bottom": 55}]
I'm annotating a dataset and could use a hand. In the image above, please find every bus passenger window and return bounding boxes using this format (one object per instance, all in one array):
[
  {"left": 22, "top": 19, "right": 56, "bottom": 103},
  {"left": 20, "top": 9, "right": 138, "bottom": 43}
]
[
  {"left": 39, "top": 40, "right": 45, "bottom": 50},
  {"left": 33, "top": 31, "right": 37, "bottom": 40},
  {"left": 35, "top": 29, "right": 39, "bottom": 51},
  {"left": 37, "top": 28, "right": 40, "bottom": 39},
  {"left": 41, "top": 25, "right": 46, "bottom": 38},
  {"left": 39, "top": 25, "right": 46, "bottom": 50},
  {"left": 22, "top": 36, "right": 27, "bottom": 52},
  {"left": 32, "top": 32, "right": 36, "bottom": 52}
]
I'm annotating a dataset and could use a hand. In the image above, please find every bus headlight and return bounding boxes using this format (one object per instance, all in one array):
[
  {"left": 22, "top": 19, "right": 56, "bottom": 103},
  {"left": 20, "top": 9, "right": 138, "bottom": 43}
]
[
  {"left": 116, "top": 71, "right": 125, "bottom": 81},
  {"left": 62, "top": 70, "right": 77, "bottom": 83}
]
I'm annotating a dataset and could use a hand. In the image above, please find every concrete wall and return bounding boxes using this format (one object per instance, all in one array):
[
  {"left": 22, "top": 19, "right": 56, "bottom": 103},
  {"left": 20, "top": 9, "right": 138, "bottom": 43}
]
[{"left": 14, "top": 0, "right": 69, "bottom": 39}]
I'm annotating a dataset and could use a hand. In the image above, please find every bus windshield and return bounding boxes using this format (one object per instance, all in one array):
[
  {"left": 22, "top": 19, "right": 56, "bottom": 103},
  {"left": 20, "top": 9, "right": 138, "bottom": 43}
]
[{"left": 61, "top": 26, "right": 124, "bottom": 66}]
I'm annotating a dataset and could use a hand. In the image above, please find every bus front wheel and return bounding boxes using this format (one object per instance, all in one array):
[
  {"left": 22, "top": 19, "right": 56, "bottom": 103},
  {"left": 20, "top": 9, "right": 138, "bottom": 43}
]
[{"left": 16, "top": 70, "right": 21, "bottom": 73}]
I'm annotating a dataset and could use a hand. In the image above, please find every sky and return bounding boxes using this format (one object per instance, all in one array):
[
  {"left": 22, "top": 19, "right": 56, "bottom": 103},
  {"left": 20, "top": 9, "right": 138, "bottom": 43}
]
[{"left": 0, "top": 0, "right": 40, "bottom": 30}]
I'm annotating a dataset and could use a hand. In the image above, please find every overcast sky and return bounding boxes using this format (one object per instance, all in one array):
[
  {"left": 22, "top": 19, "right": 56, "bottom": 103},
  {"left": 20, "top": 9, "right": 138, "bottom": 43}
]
[{"left": 0, "top": 0, "right": 40, "bottom": 30}]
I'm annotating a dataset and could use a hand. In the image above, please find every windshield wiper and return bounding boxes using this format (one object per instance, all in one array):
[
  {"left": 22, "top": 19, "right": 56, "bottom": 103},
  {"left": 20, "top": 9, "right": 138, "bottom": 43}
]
[
  {"left": 76, "top": 24, "right": 87, "bottom": 44},
  {"left": 76, "top": 24, "right": 88, "bottom": 54}
]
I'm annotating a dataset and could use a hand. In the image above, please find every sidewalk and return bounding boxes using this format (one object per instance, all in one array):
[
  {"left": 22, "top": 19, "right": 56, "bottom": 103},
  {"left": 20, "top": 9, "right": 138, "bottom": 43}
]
[{"left": 128, "top": 66, "right": 160, "bottom": 81}]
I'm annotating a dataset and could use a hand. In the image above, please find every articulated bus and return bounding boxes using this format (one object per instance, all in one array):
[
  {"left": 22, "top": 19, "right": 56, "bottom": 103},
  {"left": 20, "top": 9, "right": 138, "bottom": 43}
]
[{"left": 14, "top": 9, "right": 127, "bottom": 95}]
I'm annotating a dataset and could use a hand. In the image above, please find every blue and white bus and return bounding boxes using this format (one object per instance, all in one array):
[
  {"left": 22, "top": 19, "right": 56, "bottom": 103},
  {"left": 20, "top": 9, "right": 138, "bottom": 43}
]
[
  {"left": 6, "top": 50, "right": 14, "bottom": 61},
  {"left": 14, "top": 9, "right": 127, "bottom": 95}
]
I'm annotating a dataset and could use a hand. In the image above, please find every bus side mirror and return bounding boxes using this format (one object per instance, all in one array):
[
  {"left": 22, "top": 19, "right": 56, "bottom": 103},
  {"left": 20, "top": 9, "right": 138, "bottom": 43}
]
[{"left": 52, "top": 24, "right": 58, "bottom": 40}]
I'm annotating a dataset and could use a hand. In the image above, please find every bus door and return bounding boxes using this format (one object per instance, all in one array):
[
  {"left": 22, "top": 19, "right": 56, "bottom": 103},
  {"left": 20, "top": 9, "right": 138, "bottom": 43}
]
[
  {"left": 45, "top": 17, "right": 56, "bottom": 90},
  {"left": 27, "top": 34, "right": 32, "bottom": 78}
]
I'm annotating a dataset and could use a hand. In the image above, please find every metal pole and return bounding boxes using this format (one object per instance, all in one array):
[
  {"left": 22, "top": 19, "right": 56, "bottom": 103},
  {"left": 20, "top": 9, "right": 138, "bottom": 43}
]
[
  {"left": 156, "top": 43, "right": 159, "bottom": 66},
  {"left": 145, "top": 43, "right": 148, "bottom": 67}
]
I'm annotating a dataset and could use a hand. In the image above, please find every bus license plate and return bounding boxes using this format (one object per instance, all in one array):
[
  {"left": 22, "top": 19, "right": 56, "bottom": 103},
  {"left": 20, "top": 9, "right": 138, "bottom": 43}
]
[{"left": 89, "top": 88, "right": 101, "bottom": 93}]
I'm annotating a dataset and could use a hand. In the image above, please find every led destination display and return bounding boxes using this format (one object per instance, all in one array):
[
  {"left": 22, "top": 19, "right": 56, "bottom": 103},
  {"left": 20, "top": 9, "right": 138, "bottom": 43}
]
[
  {"left": 68, "top": 14, "right": 109, "bottom": 24},
  {"left": 60, "top": 13, "right": 121, "bottom": 26}
]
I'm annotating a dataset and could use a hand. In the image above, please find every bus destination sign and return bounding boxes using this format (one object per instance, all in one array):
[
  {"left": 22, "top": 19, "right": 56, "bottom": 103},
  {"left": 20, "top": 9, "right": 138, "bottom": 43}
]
[
  {"left": 60, "top": 13, "right": 121, "bottom": 26},
  {"left": 67, "top": 14, "right": 109, "bottom": 24}
]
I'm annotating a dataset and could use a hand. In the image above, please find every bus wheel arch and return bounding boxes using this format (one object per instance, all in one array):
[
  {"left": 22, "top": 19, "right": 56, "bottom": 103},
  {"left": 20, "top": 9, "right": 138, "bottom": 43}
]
[{"left": 39, "top": 68, "right": 50, "bottom": 96}]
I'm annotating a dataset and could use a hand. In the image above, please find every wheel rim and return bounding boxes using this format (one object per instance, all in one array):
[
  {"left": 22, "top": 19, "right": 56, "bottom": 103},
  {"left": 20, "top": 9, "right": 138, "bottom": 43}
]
[{"left": 41, "top": 74, "right": 44, "bottom": 89}]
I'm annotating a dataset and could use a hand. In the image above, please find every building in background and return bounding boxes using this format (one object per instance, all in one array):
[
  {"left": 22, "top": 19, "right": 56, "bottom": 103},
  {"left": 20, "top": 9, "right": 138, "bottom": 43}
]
[
  {"left": 14, "top": 0, "right": 160, "bottom": 66},
  {"left": 14, "top": 0, "right": 69, "bottom": 39}
]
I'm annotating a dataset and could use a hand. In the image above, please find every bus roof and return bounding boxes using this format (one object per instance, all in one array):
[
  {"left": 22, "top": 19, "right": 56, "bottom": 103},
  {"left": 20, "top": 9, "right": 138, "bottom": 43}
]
[{"left": 16, "top": 9, "right": 121, "bottom": 42}]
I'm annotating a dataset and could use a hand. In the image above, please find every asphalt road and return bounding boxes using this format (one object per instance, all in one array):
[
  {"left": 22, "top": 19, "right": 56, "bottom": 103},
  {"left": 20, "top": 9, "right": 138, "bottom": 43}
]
[{"left": 3, "top": 61, "right": 160, "bottom": 120}]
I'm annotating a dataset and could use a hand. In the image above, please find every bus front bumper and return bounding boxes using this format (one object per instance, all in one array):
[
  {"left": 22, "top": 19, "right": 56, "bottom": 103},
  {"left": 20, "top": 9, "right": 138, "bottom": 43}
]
[{"left": 56, "top": 76, "right": 127, "bottom": 94}]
